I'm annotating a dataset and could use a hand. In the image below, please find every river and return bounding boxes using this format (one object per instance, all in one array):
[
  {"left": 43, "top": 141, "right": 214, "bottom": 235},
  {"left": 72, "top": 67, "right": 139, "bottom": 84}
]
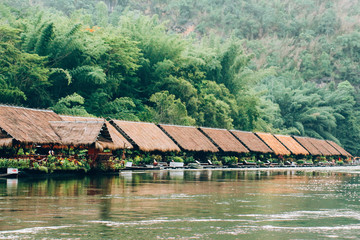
[{"left": 1, "top": 167, "right": 360, "bottom": 239}]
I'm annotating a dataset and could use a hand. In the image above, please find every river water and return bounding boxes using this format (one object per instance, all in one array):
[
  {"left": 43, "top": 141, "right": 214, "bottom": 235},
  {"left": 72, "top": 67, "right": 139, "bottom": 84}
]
[{"left": 1, "top": 167, "right": 360, "bottom": 239}]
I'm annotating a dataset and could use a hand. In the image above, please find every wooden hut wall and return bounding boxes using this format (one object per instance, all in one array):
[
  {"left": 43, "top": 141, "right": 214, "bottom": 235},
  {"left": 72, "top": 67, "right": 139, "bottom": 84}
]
[
  {"left": 0, "top": 105, "right": 62, "bottom": 144},
  {"left": 159, "top": 124, "right": 219, "bottom": 152},
  {"left": 199, "top": 127, "right": 249, "bottom": 153},
  {"left": 255, "top": 132, "right": 291, "bottom": 155},
  {"left": 326, "top": 140, "right": 352, "bottom": 157},
  {"left": 112, "top": 120, "right": 180, "bottom": 152},
  {"left": 229, "top": 130, "right": 273, "bottom": 153},
  {"left": 274, "top": 135, "right": 309, "bottom": 155},
  {"left": 292, "top": 136, "right": 322, "bottom": 155}
]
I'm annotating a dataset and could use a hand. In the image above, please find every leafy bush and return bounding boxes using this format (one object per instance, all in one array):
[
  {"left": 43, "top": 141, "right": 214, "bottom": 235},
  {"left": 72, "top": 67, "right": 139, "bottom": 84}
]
[
  {"left": 336, "top": 160, "right": 344, "bottom": 166},
  {"left": 0, "top": 158, "right": 31, "bottom": 169},
  {"left": 297, "top": 160, "right": 305, "bottom": 165},
  {"left": 212, "top": 160, "right": 222, "bottom": 166},
  {"left": 171, "top": 156, "right": 184, "bottom": 162},
  {"left": 222, "top": 156, "right": 238, "bottom": 165},
  {"left": 184, "top": 156, "right": 195, "bottom": 164},
  {"left": 133, "top": 156, "right": 142, "bottom": 165}
]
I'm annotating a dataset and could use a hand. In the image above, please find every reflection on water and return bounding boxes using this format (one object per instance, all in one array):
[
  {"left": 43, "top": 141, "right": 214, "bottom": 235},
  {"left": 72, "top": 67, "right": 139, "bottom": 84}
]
[{"left": 1, "top": 167, "right": 360, "bottom": 239}]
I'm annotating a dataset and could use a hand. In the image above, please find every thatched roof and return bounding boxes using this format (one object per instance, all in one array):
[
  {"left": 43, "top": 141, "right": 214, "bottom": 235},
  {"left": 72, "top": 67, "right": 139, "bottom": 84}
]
[
  {"left": 326, "top": 140, "right": 352, "bottom": 157},
  {"left": 59, "top": 115, "right": 133, "bottom": 150},
  {"left": 274, "top": 135, "right": 309, "bottom": 155},
  {"left": 50, "top": 120, "right": 132, "bottom": 150},
  {"left": 50, "top": 121, "right": 105, "bottom": 146},
  {"left": 159, "top": 124, "right": 219, "bottom": 152},
  {"left": 199, "top": 127, "right": 249, "bottom": 153},
  {"left": 0, "top": 137, "right": 13, "bottom": 147},
  {"left": 292, "top": 136, "right": 322, "bottom": 155},
  {"left": 0, "top": 105, "right": 62, "bottom": 144},
  {"left": 60, "top": 115, "right": 103, "bottom": 122},
  {"left": 307, "top": 138, "right": 334, "bottom": 156},
  {"left": 102, "top": 122, "right": 133, "bottom": 150},
  {"left": 312, "top": 139, "right": 341, "bottom": 156},
  {"left": 255, "top": 132, "right": 291, "bottom": 155},
  {"left": 111, "top": 120, "right": 180, "bottom": 152},
  {"left": 229, "top": 130, "right": 273, "bottom": 153},
  {"left": 0, "top": 129, "right": 13, "bottom": 147}
]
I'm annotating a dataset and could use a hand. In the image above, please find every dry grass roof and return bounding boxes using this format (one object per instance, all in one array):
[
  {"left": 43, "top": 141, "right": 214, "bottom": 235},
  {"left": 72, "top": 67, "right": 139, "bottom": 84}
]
[
  {"left": 0, "top": 138, "right": 13, "bottom": 147},
  {"left": 60, "top": 115, "right": 104, "bottom": 122},
  {"left": 292, "top": 136, "right": 322, "bottom": 155},
  {"left": 0, "top": 105, "right": 61, "bottom": 144},
  {"left": 59, "top": 115, "right": 133, "bottom": 150},
  {"left": 256, "top": 132, "right": 291, "bottom": 155},
  {"left": 274, "top": 135, "right": 309, "bottom": 155},
  {"left": 159, "top": 124, "right": 219, "bottom": 152},
  {"left": 229, "top": 130, "right": 273, "bottom": 153},
  {"left": 112, "top": 120, "right": 180, "bottom": 152},
  {"left": 50, "top": 121, "right": 133, "bottom": 150},
  {"left": 307, "top": 138, "right": 333, "bottom": 156},
  {"left": 51, "top": 121, "right": 106, "bottom": 146},
  {"left": 200, "top": 127, "right": 249, "bottom": 153},
  {"left": 326, "top": 140, "right": 352, "bottom": 157},
  {"left": 102, "top": 122, "right": 133, "bottom": 150},
  {"left": 314, "top": 139, "right": 341, "bottom": 156}
]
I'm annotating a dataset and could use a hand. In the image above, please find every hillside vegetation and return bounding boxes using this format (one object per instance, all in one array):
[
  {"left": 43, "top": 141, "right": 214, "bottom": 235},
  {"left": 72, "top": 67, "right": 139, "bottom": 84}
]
[{"left": 1, "top": 0, "right": 360, "bottom": 155}]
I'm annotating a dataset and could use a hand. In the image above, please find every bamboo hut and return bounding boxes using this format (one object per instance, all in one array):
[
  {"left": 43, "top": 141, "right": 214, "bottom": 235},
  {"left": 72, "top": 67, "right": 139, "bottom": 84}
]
[
  {"left": 159, "top": 124, "right": 219, "bottom": 152},
  {"left": 326, "top": 140, "right": 352, "bottom": 157},
  {"left": 274, "top": 135, "right": 309, "bottom": 155},
  {"left": 0, "top": 105, "right": 62, "bottom": 146},
  {"left": 230, "top": 130, "right": 273, "bottom": 153},
  {"left": 292, "top": 136, "right": 322, "bottom": 155},
  {"left": 199, "top": 127, "right": 249, "bottom": 153},
  {"left": 111, "top": 120, "right": 180, "bottom": 152},
  {"left": 255, "top": 132, "right": 291, "bottom": 156}
]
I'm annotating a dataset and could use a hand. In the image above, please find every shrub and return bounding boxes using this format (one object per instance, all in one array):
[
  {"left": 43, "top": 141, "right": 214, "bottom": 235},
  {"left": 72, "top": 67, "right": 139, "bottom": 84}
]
[
  {"left": 297, "top": 160, "right": 305, "bottom": 165},
  {"left": 133, "top": 156, "right": 143, "bottom": 165},
  {"left": 172, "top": 156, "right": 184, "bottom": 162},
  {"left": 336, "top": 160, "right": 344, "bottom": 166},
  {"left": 184, "top": 156, "right": 195, "bottom": 164},
  {"left": 213, "top": 160, "right": 222, "bottom": 166},
  {"left": 222, "top": 156, "right": 238, "bottom": 165}
]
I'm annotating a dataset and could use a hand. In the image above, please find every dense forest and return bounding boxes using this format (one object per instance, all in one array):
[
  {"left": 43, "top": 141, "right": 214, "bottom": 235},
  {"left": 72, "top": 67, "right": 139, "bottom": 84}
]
[{"left": 1, "top": 0, "right": 360, "bottom": 155}]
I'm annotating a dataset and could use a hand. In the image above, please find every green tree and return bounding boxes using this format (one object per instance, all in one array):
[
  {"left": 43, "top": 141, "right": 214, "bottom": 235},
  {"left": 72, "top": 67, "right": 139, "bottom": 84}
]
[{"left": 149, "top": 91, "right": 195, "bottom": 126}]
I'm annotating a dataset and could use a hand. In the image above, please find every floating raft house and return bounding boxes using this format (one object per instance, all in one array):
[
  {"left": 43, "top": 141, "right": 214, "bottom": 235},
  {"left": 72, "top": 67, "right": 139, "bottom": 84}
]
[{"left": 0, "top": 105, "right": 353, "bottom": 158}]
